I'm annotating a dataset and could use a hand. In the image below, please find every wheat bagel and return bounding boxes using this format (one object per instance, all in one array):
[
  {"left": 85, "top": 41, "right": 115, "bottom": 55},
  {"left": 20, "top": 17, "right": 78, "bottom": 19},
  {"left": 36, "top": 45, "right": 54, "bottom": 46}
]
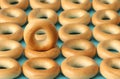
[
  {"left": 59, "top": 9, "right": 90, "bottom": 25},
  {"left": 0, "top": 57, "right": 21, "bottom": 79},
  {"left": 61, "top": 56, "right": 99, "bottom": 79},
  {"left": 93, "top": 24, "right": 120, "bottom": 41},
  {"left": 61, "top": 39, "right": 96, "bottom": 58},
  {"left": 23, "top": 57, "right": 60, "bottom": 79},
  {"left": 24, "top": 20, "right": 58, "bottom": 51},
  {"left": 0, "top": 40, "right": 23, "bottom": 59},
  {"left": 25, "top": 46, "right": 60, "bottom": 59},
  {"left": 92, "top": 9, "right": 119, "bottom": 25},
  {"left": 29, "top": 0, "right": 61, "bottom": 11},
  {"left": 0, "top": 0, "right": 29, "bottom": 10},
  {"left": 0, "top": 23, "right": 23, "bottom": 41},
  {"left": 58, "top": 23, "right": 92, "bottom": 42},
  {"left": 93, "top": 0, "right": 119, "bottom": 11},
  {"left": 28, "top": 8, "right": 58, "bottom": 24},
  {"left": 100, "top": 57, "right": 120, "bottom": 79},
  {"left": 97, "top": 40, "right": 120, "bottom": 59},
  {"left": 61, "top": 0, "right": 91, "bottom": 10},
  {"left": 0, "top": 7, "right": 27, "bottom": 25}
]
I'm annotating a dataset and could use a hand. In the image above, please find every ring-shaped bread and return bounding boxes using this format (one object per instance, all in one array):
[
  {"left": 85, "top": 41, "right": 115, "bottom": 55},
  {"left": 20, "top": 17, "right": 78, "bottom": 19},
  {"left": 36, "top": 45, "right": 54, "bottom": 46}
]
[
  {"left": 61, "top": 39, "right": 96, "bottom": 58},
  {"left": 59, "top": 9, "right": 90, "bottom": 25},
  {"left": 61, "top": 56, "right": 99, "bottom": 79},
  {"left": 28, "top": 8, "right": 58, "bottom": 24},
  {"left": 0, "top": 0, "right": 29, "bottom": 10},
  {"left": 23, "top": 57, "right": 60, "bottom": 79},
  {"left": 93, "top": 23, "right": 120, "bottom": 41},
  {"left": 0, "top": 7, "right": 27, "bottom": 25},
  {"left": 58, "top": 23, "right": 92, "bottom": 42},
  {"left": 0, "top": 57, "right": 21, "bottom": 79},
  {"left": 0, "top": 23, "right": 23, "bottom": 41},
  {"left": 24, "top": 20, "right": 58, "bottom": 51}
]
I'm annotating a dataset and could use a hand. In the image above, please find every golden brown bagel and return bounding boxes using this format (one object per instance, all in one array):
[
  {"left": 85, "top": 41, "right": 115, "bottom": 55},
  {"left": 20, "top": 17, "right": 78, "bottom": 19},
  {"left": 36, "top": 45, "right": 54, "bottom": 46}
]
[
  {"left": 25, "top": 46, "right": 60, "bottom": 59},
  {"left": 24, "top": 20, "right": 58, "bottom": 51},
  {"left": 97, "top": 40, "right": 120, "bottom": 59},
  {"left": 59, "top": 9, "right": 90, "bottom": 25},
  {"left": 61, "top": 0, "right": 91, "bottom": 10},
  {"left": 100, "top": 57, "right": 120, "bottom": 79},
  {"left": 61, "top": 56, "right": 99, "bottom": 79},
  {"left": 58, "top": 23, "right": 92, "bottom": 42},
  {"left": 28, "top": 8, "right": 58, "bottom": 24},
  {"left": 92, "top": 0, "right": 120, "bottom": 11},
  {"left": 0, "top": 57, "right": 21, "bottom": 79},
  {"left": 61, "top": 39, "right": 96, "bottom": 58},
  {"left": 0, "top": 23, "right": 23, "bottom": 41},
  {"left": 23, "top": 57, "right": 60, "bottom": 79},
  {"left": 0, "top": 39, "right": 23, "bottom": 59},
  {"left": 0, "top": 7, "right": 27, "bottom": 26},
  {"left": 93, "top": 24, "right": 120, "bottom": 41},
  {"left": 29, "top": 0, "right": 61, "bottom": 11},
  {"left": 0, "top": 0, "right": 29, "bottom": 10},
  {"left": 92, "top": 9, "right": 119, "bottom": 25}
]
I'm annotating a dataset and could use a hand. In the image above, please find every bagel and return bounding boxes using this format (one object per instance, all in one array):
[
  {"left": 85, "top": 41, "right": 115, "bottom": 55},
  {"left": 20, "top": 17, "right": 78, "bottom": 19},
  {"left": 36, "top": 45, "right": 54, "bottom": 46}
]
[
  {"left": 97, "top": 40, "right": 120, "bottom": 59},
  {"left": 58, "top": 23, "right": 92, "bottom": 42},
  {"left": 0, "top": 23, "right": 23, "bottom": 41},
  {"left": 93, "top": 23, "right": 120, "bottom": 41},
  {"left": 0, "top": 7, "right": 27, "bottom": 26},
  {"left": 25, "top": 46, "right": 60, "bottom": 59},
  {"left": 61, "top": 56, "right": 99, "bottom": 79},
  {"left": 61, "top": 39, "right": 96, "bottom": 58},
  {"left": 28, "top": 8, "right": 58, "bottom": 24},
  {"left": 0, "top": 39, "right": 23, "bottom": 59},
  {"left": 29, "top": 0, "right": 61, "bottom": 11},
  {"left": 61, "top": 0, "right": 91, "bottom": 10},
  {"left": 59, "top": 9, "right": 90, "bottom": 25},
  {"left": 92, "top": 9, "right": 119, "bottom": 25},
  {"left": 100, "top": 57, "right": 120, "bottom": 79},
  {"left": 23, "top": 57, "right": 60, "bottom": 79},
  {"left": 0, "top": 57, "right": 21, "bottom": 79},
  {"left": 93, "top": 0, "right": 120, "bottom": 11},
  {"left": 0, "top": 0, "right": 29, "bottom": 10},
  {"left": 24, "top": 20, "right": 58, "bottom": 51}
]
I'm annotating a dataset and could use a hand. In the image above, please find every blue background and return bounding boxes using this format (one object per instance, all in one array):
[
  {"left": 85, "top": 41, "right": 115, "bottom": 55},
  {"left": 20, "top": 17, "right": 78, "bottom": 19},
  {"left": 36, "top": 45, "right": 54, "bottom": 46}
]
[{"left": 17, "top": 1, "right": 120, "bottom": 79}]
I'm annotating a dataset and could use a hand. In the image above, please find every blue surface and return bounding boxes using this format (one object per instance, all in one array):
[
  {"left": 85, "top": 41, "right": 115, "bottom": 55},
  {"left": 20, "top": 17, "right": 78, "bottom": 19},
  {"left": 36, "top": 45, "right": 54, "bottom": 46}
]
[{"left": 17, "top": 6, "right": 120, "bottom": 79}]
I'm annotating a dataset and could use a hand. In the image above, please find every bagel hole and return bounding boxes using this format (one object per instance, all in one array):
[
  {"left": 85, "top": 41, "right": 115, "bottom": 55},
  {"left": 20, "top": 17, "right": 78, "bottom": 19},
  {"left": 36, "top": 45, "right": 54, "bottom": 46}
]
[
  {"left": 8, "top": 0, "right": 18, "bottom": 5},
  {"left": 2, "top": 31, "right": 12, "bottom": 35},
  {"left": 118, "top": 23, "right": 120, "bottom": 26},
  {"left": 36, "top": 30, "right": 45, "bottom": 35},
  {"left": 6, "top": 13, "right": 16, "bottom": 17},
  {"left": 111, "top": 65, "right": 120, "bottom": 69},
  {"left": 0, "top": 48, "right": 10, "bottom": 51},
  {"left": 39, "top": 0, "right": 49, "bottom": 3},
  {"left": 72, "top": 47, "right": 84, "bottom": 51},
  {"left": 103, "top": 30, "right": 112, "bottom": 34},
  {"left": 0, "top": 66, "right": 7, "bottom": 69},
  {"left": 34, "top": 66, "right": 46, "bottom": 70},
  {"left": 108, "top": 48, "right": 119, "bottom": 53},
  {"left": 102, "top": 16, "right": 110, "bottom": 20},
  {"left": 102, "top": 0, "right": 110, "bottom": 4},
  {"left": 71, "top": 0, "right": 83, "bottom": 4},
  {"left": 69, "top": 16, "right": 78, "bottom": 19},
  {"left": 69, "top": 31, "right": 81, "bottom": 35},
  {"left": 73, "top": 1, "right": 81, "bottom": 4},
  {"left": 38, "top": 16, "right": 48, "bottom": 19},
  {"left": 71, "top": 64, "right": 84, "bottom": 68},
  {"left": 10, "top": 1, "right": 18, "bottom": 5}
]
